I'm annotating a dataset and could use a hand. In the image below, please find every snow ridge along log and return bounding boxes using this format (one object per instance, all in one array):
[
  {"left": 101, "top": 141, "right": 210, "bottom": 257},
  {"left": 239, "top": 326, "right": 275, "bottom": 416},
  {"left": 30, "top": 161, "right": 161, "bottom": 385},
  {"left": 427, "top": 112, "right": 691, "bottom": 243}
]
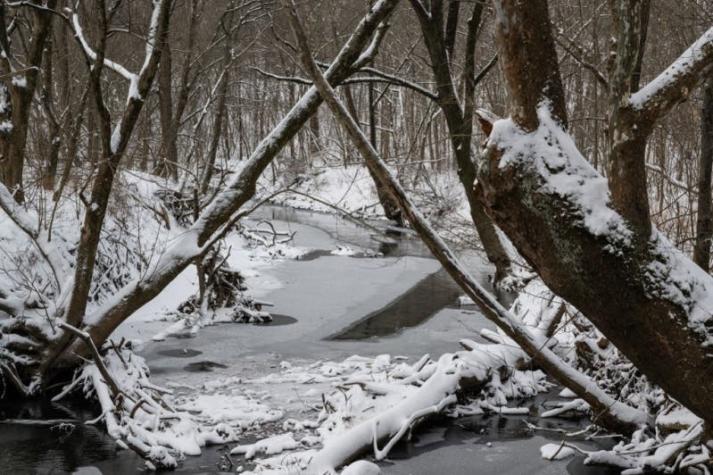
[{"left": 477, "top": 0, "right": 713, "bottom": 426}]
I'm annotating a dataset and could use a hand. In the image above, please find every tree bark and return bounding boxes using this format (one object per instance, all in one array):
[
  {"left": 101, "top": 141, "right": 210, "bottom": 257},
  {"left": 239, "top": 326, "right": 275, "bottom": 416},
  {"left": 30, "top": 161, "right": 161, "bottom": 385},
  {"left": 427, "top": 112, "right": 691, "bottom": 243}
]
[
  {"left": 607, "top": 0, "right": 652, "bottom": 236},
  {"left": 694, "top": 78, "right": 713, "bottom": 271}
]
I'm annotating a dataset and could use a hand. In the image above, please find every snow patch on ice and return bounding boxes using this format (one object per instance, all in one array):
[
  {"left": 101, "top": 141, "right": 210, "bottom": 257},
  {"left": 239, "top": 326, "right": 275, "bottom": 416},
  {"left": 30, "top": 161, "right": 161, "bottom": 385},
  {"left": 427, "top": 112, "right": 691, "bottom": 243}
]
[{"left": 540, "top": 443, "right": 575, "bottom": 460}]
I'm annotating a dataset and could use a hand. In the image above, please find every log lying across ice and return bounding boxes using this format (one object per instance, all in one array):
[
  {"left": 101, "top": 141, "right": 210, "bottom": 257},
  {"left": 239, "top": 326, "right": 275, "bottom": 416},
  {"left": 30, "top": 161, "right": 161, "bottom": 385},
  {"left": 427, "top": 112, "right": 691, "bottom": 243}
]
[{"left": 256, "top": 340, "right": 547, "bottom": 475}]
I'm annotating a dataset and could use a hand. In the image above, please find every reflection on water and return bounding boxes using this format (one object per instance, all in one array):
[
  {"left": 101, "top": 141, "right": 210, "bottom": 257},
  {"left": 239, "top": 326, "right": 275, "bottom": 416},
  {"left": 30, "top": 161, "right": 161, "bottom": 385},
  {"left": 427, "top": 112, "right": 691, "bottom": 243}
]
[
  {"left": 331, "top": 268, "right": 464, "bottom": 339},
  {"left": 0, "top": 398, "right": 131, "bottom": 474}
]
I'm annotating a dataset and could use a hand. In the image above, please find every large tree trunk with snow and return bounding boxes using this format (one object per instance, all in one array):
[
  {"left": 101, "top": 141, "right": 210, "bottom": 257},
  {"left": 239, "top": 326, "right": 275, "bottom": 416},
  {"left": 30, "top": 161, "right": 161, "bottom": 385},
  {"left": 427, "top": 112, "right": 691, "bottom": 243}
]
[{"left": 476, "top": 0, "right": 713, "bottom": 427}]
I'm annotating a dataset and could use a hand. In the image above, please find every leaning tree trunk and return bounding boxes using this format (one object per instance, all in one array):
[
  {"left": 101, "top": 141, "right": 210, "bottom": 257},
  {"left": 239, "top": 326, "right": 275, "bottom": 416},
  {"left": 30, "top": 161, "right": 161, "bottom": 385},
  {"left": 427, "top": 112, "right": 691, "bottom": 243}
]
[{"left": 476, "top": 0, "right": 713, "bottom": 427}]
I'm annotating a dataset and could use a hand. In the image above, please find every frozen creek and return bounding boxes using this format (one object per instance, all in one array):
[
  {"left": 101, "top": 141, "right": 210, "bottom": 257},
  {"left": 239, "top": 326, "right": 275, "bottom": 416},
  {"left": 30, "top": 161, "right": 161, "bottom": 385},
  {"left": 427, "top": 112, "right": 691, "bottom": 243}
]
[{"left": 0, "top": 206, "right": 617, "bottom": 474}]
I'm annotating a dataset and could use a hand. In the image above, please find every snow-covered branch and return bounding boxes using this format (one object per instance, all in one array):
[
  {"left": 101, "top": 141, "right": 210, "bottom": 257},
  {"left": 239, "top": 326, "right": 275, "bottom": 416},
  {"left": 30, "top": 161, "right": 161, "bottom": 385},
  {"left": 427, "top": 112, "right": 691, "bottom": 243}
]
[
  {"left": 628, "top": 26, "right": 713, "bottom": 120},
  {"left": 0, "top": 181, "right": 63, "bottom": 289},
  {"left": 70, "top": 13, "right": 137, "bottom": 85}
]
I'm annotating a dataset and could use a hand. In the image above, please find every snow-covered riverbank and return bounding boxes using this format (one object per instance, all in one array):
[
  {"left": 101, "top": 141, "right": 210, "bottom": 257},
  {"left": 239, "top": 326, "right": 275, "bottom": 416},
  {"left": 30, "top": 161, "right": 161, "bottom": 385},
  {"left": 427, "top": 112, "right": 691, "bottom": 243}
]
[{"left": 84, "top": 206, "right": 613, "bottom": 474}]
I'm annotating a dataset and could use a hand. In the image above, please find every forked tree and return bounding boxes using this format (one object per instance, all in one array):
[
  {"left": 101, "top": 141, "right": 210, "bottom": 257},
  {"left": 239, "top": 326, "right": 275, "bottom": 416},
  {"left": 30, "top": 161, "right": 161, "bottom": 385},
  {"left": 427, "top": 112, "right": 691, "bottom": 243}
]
[{"left": 475, "top": 0, "right": 713, "bottom": 426}]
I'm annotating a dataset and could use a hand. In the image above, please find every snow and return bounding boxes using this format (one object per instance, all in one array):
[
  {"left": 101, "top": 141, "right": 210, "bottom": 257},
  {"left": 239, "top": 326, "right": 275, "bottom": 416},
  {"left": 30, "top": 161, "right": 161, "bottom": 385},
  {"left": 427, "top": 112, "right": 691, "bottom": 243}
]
[
  {"left": 11, "top": 75, "right": 26, "bottom": 88},
  {"left": 489, "top": 104, "right": 632, "bottom": 250},
  {"left": 644, "top": 231, "right": 713, "bottom": 342},
  {"left": 629, "top": 26, "right": 713, "bottom": 109},
  {"left": 540, "top": 443, "right": 575, "bottom": 460},
  {"left": 558, "top": 388, "right": 577, "bottom": 398},
  {"left": 269, "top": 165, "right": 384, "bottom": 217},
  {"left": 176, "top": 393, "right": 283, "bottom": 427},
  {"left": 231, "top": 433, "right": 299, "bottom": 458},
  {"left": 110, "top": 121, "right": 122, "bottom": 154},
  {"left": 341, "top": 460, "right": 381, "bottom": 475}
]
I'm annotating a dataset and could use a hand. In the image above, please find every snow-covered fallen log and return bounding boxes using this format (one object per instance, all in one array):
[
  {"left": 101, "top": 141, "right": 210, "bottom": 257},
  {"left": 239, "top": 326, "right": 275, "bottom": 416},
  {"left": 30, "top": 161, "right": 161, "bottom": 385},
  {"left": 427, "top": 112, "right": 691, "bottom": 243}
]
[{"left": 242, "top": 340, "right": 549, "bottom": 474}]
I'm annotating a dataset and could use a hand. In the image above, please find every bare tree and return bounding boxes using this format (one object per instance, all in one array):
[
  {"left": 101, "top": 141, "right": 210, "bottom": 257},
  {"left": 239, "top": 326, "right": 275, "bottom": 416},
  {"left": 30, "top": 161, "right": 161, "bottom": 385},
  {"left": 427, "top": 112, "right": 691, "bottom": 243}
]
[
  {"left": 693, "top": 78, "right": 713, "bottom": 270},
  {"left": 0, "top": 1, "right": 56, "bottom": 202}
]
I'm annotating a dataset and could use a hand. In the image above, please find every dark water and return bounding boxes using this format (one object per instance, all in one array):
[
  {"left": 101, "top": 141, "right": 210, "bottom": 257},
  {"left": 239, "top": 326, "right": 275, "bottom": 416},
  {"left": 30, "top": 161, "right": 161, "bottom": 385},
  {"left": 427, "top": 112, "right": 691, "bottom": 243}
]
[
  {"left": 331, "top": 268, "right": 463, "bottom": 339},
  {"left": 252, "top": 205, "right": 434, "bottom": 258},
  {"left": 381, "top": 412, "right": 621, "bottom": 475},
  {"left": 0, "top": 399, "right": 131, "bottom": 474},
  {"left": 0, "top": 397, "right": 619, "bottom": 474}
]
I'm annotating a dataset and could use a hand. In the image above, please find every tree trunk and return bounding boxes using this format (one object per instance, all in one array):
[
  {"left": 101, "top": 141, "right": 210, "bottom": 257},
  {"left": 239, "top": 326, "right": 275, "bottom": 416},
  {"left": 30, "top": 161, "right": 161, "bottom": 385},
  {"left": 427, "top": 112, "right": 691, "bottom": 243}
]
[
  {"left": 0, "top": 1, "right": 56, "bottom": 202},
  {"left": 367, "top": 82, "right": 403, "bottom": 224},
  {"left": 410, "top": 0, "right": 512, "bottom": 282},
  {"left": 694, "top": 78, "right": 713, "bottom": 271},
  {"left": 156, "top": 38, "right": 179, "bottom": 180},
  {"left": 344, "top": 83, "right": 403, "bottom": 224}
]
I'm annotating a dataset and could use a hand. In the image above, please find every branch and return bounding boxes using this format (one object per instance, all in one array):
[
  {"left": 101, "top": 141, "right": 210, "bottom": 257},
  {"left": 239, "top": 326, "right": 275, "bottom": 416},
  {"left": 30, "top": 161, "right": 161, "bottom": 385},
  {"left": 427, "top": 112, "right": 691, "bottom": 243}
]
[
  {"left": 352, "top": 20, "right": 390, "bottom": 69},
  {"left": 251, "top": 66, "right": 311, "bottom": 85},
  {"left": 554, "top": 35, "right": 608, "bottom": 87},
  {"left": 70, "top": 12, "right": 137, "bottom": 85},
  {"left": 407, "top": 0, "right": 430, "bottom": 22},
  {"left": 473, "top": 54, "right": 498, "bottom": 88},
  {"left": 253, "top": 65, "right": 439, "bottom": 100},
  {"left": 356, "top": 66, "right": 438, "bottom": 100},
  {"left": 628, "top": 26, "right": 713, "bottom": 121},
  {"left": 0, "top": 182, "right": 62, "bottom": 289},
  {"left": 58, "top": 321, "right": 121, "bottom": 398}
]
